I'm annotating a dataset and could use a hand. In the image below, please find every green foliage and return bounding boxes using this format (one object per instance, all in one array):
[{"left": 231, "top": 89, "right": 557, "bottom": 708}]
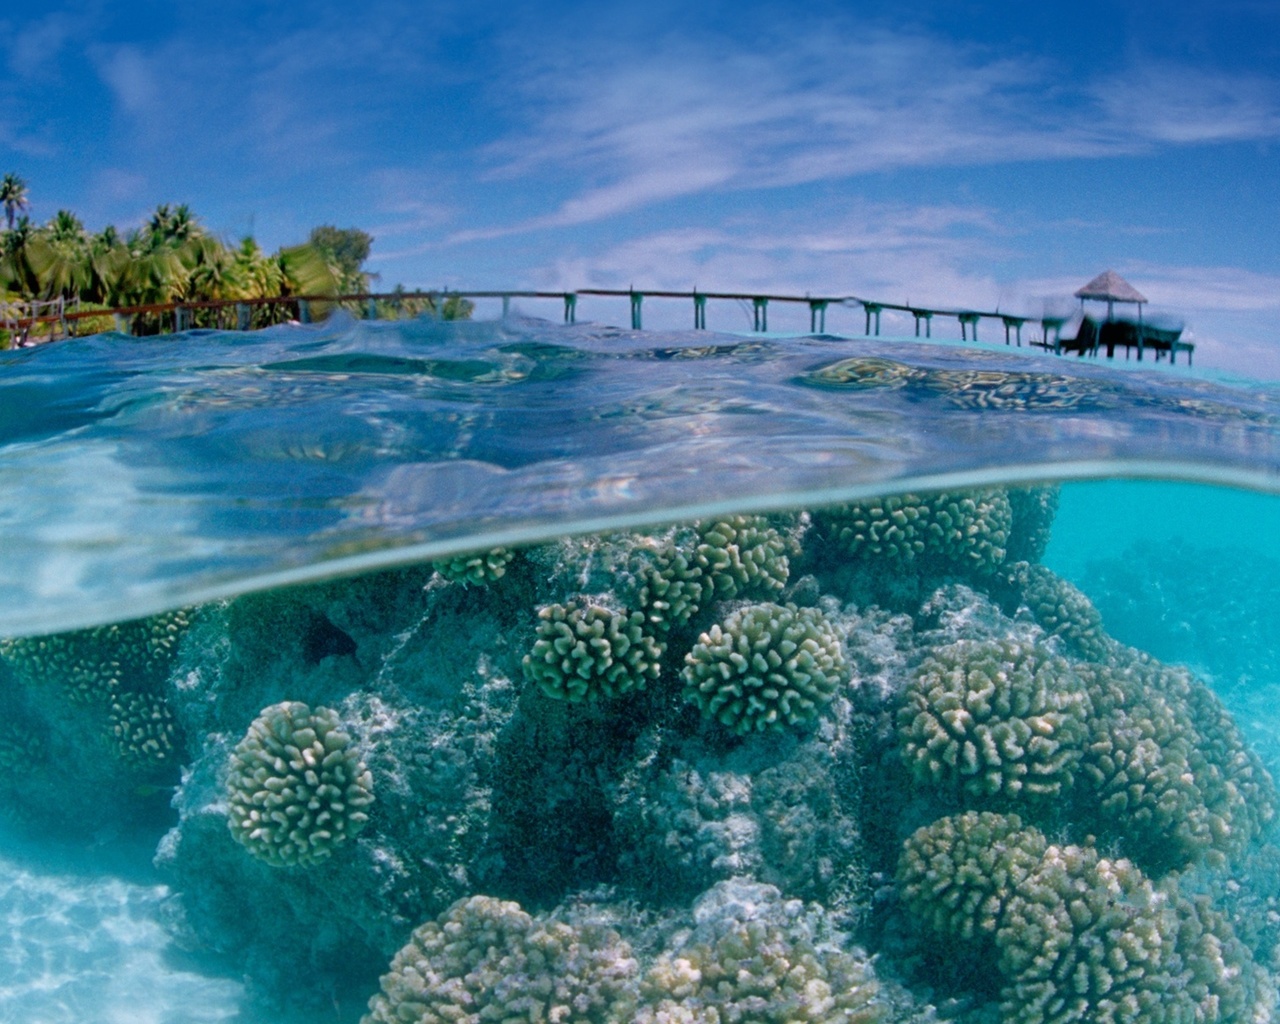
[
  {"left": 226, "top": 701, "right": 374, "bottom": 867},
  {"left": 309, "top": 224, "right": 373, "bottom": 293},
  {"left": 0, "top": 172, "right": 30, "bottom": 230},
  {"left": 682, "top": 602, "right": 848, "bottom": 735}
]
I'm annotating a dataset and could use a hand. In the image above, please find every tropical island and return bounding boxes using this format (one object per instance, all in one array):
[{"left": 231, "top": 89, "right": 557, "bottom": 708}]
[{"left": 0, "top": 172, "right": 469, "bottom": 346}]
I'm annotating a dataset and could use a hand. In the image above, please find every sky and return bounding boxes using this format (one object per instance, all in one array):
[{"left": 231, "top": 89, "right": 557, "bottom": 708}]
[{"left": 3, "top": 0, "right": 1280, "bottom": 376}]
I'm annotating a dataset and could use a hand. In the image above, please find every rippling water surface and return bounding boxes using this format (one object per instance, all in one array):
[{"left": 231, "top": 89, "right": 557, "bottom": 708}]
[
  {"left": 1, "top": 315, "right": 1278, "bottom": 1024},
  {"left": 0, "top": 314, "right": 1275, "bottom": 635}
]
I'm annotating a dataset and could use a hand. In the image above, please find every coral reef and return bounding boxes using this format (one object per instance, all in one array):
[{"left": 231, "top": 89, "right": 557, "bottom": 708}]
[
  {"left": 637, "top": 880, "right": 884, "bottom": 1024},
  {"left": 813, "top": 489, "right": 1012, "bottom": 574},
  {"left": 637, "top": 515, "right": 798, "bottom": 635},
  {"left": 897, "top": 637, "right": 1091, "bottom": 804},
  {"left": 107, "top": 691, "right": 178, "bottom": 772},
  {"left": 896, "top": 811, "right": 1045, "bottom": 947},
  {"left": 432, "top": 545, "right": 517, "bottom": 585},
  {"left": 690, "top": 515, "right": 796, "bottom": 600},
  {"left": 8, "top": 482, "right": 1272, "bottom": 1024},
  {"left": 1078, "top": 656, "right": 1275, "bottom": 871},
  {"left": 362, "top": 894, "right": 640, "bottom": 1024},
  {"left": 897, "top": 814, "right": 1275, "bottom": 1024},
  {"left": 1010, "top": 563, "right": 1112, "bottom": 661},
  {"left": 682, "top": 602, "right": 848, "bottom": 735},
  {"left": 1004, "top": 485, "right": 1060, "bottom": 564},
  {"left": 225, "top": 700, "right": 375, "bottom": 867},
  {"left": 0, "top": 609, "right": 190, "bottom": 702},
  {"left": 523, "top": 600, "right": 664, "bottom": 702}
]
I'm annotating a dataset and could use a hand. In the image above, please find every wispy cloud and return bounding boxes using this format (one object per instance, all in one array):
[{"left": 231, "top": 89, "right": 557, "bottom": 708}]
[
  {"left": 1093, "top": 67, "right": 1280, "bottom": 144},
  {"left": 454, "top": 21, "right": 1280, "bottom": 241},
  {"left": 526, "top": 202, "right": 1014, "bottom": 310}
]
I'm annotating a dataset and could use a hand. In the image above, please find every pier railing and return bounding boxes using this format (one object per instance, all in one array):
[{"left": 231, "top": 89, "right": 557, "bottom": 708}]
[{"left": 0, "top": 287, "right": 1190, "bottom": 363}]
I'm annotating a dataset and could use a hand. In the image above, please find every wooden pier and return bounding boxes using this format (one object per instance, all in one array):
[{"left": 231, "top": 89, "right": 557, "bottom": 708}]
[{"left": 0, "top": 286, "right": 1193, "bottom": 365}]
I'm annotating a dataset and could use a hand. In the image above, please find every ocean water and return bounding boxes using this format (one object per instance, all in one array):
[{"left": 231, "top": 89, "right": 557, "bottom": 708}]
[{"left": 0, "top": 314, "right": 1278, "bottom": 1023}]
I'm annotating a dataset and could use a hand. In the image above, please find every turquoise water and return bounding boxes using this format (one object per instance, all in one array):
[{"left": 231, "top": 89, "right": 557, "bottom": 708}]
[{"left": 1, "top": 316, "right": 1278, "bottom": 1023}]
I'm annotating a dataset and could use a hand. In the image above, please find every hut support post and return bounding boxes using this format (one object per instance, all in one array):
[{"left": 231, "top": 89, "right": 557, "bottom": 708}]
[
  {"left": 630, "top": 291, "right": 643, "bottom": 330},
  {"left": 694, "top": 293, "right": 707, "bottom": 330},
  {"left": 808, "top": 299, "right": 827, "bottom": 333},
  {"left": 564, "top": 293, "right": 577, "bottom": 324},
  {"left": 752, "top": 297, "right": 768, "bottom": 332}
]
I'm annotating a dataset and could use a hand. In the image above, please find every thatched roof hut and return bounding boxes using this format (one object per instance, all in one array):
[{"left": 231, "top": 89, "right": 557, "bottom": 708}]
[{"left": 1074, "top": 270, "right": 1147, "bottom": 320}]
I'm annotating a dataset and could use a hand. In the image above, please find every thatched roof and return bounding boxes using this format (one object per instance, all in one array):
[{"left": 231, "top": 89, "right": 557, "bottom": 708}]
[{"left": 1075, "top": 270, "right": 1147, "bottom": 304}]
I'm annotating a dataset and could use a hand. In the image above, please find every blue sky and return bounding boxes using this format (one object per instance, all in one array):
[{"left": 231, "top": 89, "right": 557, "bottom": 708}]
[{"left": 4, "top": 0, "right": 1280, "bottom": 375}]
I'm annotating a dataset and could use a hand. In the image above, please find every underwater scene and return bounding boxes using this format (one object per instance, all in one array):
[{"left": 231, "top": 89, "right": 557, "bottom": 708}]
[{"left": 0, "top": 316, "right": 1278, "bottom": 1024}]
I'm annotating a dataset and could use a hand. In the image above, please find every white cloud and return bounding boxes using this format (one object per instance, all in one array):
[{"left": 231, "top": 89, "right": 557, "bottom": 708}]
[
  {"left": 94, "top": 45, "right": 159, "bottom": 115},
  {"left": 510, "top": 203, "right": 1280, "bottom": 378},
  {"left": 461, "top": 22, "right": 1280, "bottom": 239},
  {"left": 7, "top": 13, "right": 80, "bottom": 81},
  {"left": 1092, "top": 67, "right": 1280, "bottom": 144}
]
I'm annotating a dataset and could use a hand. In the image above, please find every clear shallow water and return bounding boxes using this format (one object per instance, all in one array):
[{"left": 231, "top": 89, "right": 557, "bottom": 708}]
[
  {"left": 0, "top": 314, "right": 1275, "bottom": 636},
  {"left": 1, "top": 316, "right": 1278, "bottom": 1024}
]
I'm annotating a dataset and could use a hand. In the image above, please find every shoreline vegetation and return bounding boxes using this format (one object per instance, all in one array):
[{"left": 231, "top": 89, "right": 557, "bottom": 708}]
[{"left": 0, "top": 173, "right": 471, "bottom": 348}]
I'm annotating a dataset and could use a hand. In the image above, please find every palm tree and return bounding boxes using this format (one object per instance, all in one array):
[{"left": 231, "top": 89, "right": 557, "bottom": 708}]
[
  {"left": 25, "top": 211, "right": 91, "bottom": 299},
  {"left": 0, "top": 216, "right": 37, "bottom": 297},
  {"left": 0, "top": 173, "right": 30, "bottom": 231}
]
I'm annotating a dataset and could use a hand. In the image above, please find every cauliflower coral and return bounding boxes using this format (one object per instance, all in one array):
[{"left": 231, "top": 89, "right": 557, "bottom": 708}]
[{"left": 226, "top": 700, "right": 374, "bottom": 867}]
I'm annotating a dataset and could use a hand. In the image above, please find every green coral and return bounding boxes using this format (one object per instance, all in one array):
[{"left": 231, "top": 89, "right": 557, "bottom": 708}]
[
  {"left": 523, "top": 600, "right": 664, "bottom": 702},
  {"left": 815, "top": 489, "right": 1012, "bottom": 574},
  {"left": 692, "top": 515, "right": 795, "bottom": 600},
  {"left": 637, "top": 516, "right": 795, "bottom": 635},
  {"left": 898, "top": 637, "right": 1091, "bottom": 803},
  {"left": 0, "top": 609, "right": 191, "bottom": 704},
  {"left": 896, "top": 811, "right": 1046, "bottom": 946},
  {"left": 639, "top": 545, "right": 710, "bottom": 634},
  {"left": 108, "top": 691, "right": 178, "bottom": 771},
  {"left": 996, "top": 843, "right": 1263, "bottom": 1024},
  {"left": 682, "top": 602, "right": 848, "bottom": 736},
  {"left": 362, "top": 894, "right": 639, "bottom": 1024},
  {"left": 0, "top": 725, "right": 44, "bottom": 776},
  {"left": 1080, "top": 658, "right": 1275, "bottom": 871},
  {"left": 432, "top": 546, "right": 516, "bottom": 585},
  {"left": 897, "top": 814, "right": 1273, "bottom": 1024},
  {"left": 226, "top": 701, "right": 374, "bottom": 868},
  {"left": 1005, "top": 485, "right": 1060, "bottom": 564},
  {"left": 1015, "top": 563, "right": 1111, "bottom": 661},
  {"left": 638, "top": 916, "right": 883, "bottom": 1024}
]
